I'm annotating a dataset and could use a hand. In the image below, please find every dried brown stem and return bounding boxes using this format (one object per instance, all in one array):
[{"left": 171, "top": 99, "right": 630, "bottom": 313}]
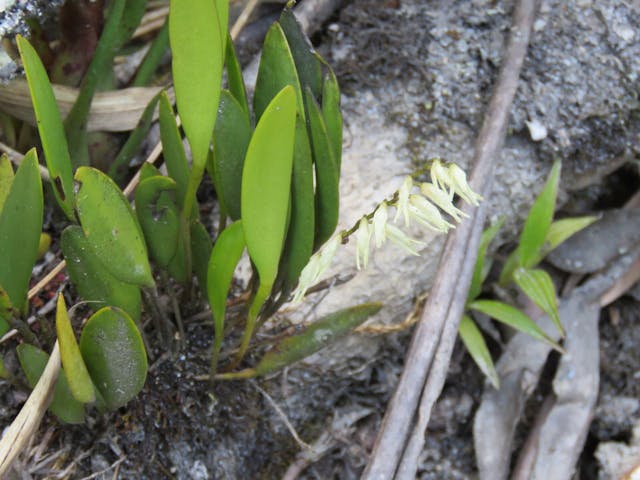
[{"left": 362, "top": 1, "right": 539, "bottom": 478}]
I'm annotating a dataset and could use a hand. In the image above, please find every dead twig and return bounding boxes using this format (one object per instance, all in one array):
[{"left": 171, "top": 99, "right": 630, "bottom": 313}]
[{"left": 362, "top": 1, "right": 539, "bottom": 478}]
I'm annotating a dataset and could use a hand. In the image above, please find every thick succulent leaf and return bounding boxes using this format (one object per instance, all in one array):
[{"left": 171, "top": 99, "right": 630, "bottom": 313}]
[
  {"left": 79, "top": 307, "right": 147, "bottom": 410},
  {"left": 0, "top": 287, "right": 11, "bottom": 336},
  {"left": 207, "top": 220, "right": 245, "bottom": 371},
  {"left": 306, "top": 89, "right": 339, "bottom": 248},
  {"left": 158, "top": 92, "right": 189, "bottom": 209},
  {"left": 211, "top": 91, "right": 251, "bottom": 220},
  {"left": 539, "top": 215, "right": 600, "bottom": 259},
  {"left": 278, "top": 8, "right": 323, "bottom": 99},
  {"left": 253, "top": 303, "right": 382, "bottom": 377},
  {"left": 468, "top": 299, "right": 563, "bottom": 352},
  {"left": 0, "top": 154, "right": 14, "bottom": 212},
  {"left": 279, "top": 116, "right": 315, "bottom": 292},
  {"left": 139, "top": 163, "right": 163, "bottom": 183},
  {"left": 459, "top": 314, "right": 499, "bottom": 389},
  {"left": 74, "top": 167, "right": 154, "bottom": 288},
  {"left": 241, "top": 86, "right": 297, "bottom": 287},
  {"left": 253, "top": 23, "right": 303, "bottom": 122},
  {"left": 513, "top": 267, "right": 564, "bottom": 337},
  {"left": 0, "top": 150, "right": 43, "bottom": 312},
  {"left": 191, "top": 221, "right": 213, "bottom": 295},
  {"left": 16, "top": 36, "right": 74, "bottom": 219},
  {"left": 517, "top": 161, "right": 561, "bottom": 268},
  {"left": 135, "top": 176, "right": 181, "bottom": 268},
  {"left": 61, "top": 225, "right": 142, "bottom": 321},
  {"left": 55, "top": 294, "right": 95, "bottom": 403},
  {"left": 468, "top": 219, "right": 504, "bottom": 302},
  {"left": 225, "top": 34, "right": 249, "bottom": 117},
  {"left": 166, "top": 225, "right": 189, "bottom": 283},
  {"left": 169, "top": 0, "right": 225, "bottom": 166},
  {"left": 17, "top": 344, "right": 85, "bottom": 423},
  {"left": 321, "top": 70, "right": 343, "bottom": 170}
]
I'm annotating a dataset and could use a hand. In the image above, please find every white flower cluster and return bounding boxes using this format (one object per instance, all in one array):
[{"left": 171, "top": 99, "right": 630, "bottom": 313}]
[{"left": 291, "top": 160, "right": 482, "bottom": 303}]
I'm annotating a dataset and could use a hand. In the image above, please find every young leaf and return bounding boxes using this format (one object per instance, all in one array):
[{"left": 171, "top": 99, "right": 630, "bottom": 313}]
[
  {"left": 0, "top": 154, "right": 14, "bottom": 212},
  {"left": 17, "top": 344, "right": 85, "bottom": 424},
  {"left": 468, "top": 219, "right": 504, "bottom": 302},
  {"left": 16, "top": 36, "right": 74, "bottom": 219},
  {"left": 253, "top": 23, "right": 304, "bottom": 122},
  {"left": 513, "top": 267, "right": 564, "bottom": 337},
  {"left": 79, "top": 307, "right": 148, "bottom": 410},
  {"left": 459, "top": 314, "right": 499, "bottom": 389},
  {"left": 321, "top": 70, "right": 343, "bottom": 170},
  {"left": 191, "top": 221, "right": 213, "bottom": 295},
  {"left": 169, "top": 0, "right": 224, "bottom": 166},
  {"left": 207, "top": 220, "right": 245, "bottom": 372},
  {"left": 135, "top": 176, "right": 181, "bottom": 268},
  {"left": 468, "top": 299, "right": 563, "bottom": 352},
  {"left": 62, "top": 226, "right": 142, "bottom": 321},
  {"left": 225, "top": 34, "right": 250, "bottom": 117},
  {"left": 517, "top": 161, "right": 561, "bottom": 268},
  {"left": 55, "top": 294, "right": 95, "bottom": 403},
  {"left": 0, "top": 149, "right": 43, "bottom": 312},
  {"left": 158, "top": 92, "right": 189, "bottom": 209},
  {"left": 241, "top": 85, "right": 297, "bottom": 289},
  {"left": 75, "top": 167, "right": 154, "bottom": 288},
  {"left": 498, "top": 249, "right": 519, "bottom": 286},
  {"left": 540, "top": 215, "right": 600, "bottom": 258},
  {"left": 306, "top": 89, "right": 339, "bottom": 248},
  {"left": 211, "top": 90, "right": 252, "bottom": 220}
]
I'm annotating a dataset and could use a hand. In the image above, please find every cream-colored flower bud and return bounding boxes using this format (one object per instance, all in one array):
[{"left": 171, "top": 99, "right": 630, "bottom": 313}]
[
  {"left": 355, "top": 218, "right": 372, "bottom": 270},
  {"left": 448, "top": 164, "right": 483, "bottom": 206},
  {"left": 372, "top": 202, "right": 389, "bottom": 248},
  {"left": 408, "top": 194, "right": 454, "bottom": 233},
  {"left": 420, "top": 182, "right": 468, "bottom": 222},
  {"left": 394, "top": 176, "right": 413, "bottom": 226}
]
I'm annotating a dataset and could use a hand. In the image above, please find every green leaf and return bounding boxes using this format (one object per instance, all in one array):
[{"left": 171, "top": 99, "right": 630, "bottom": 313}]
[
  {"left": 278, "top": 8, "right": 323, "bottom": 99},
  {"left": 169, "top": 0, "right": 225, "bottom": 166},
  {"left": 0, "top": 154, "right": 14, "bottom": 213},
  {"left": 225, "top": 34, "right": 250, "bottom": 117},
  {"left": 306, "top": 89, "right": 339, "bottom": 248},
  {"left": 166, "top": 225, "right": 190, "bottom": 283},
  {"left": 498, "top": 249, "right": 519, "bottom": 286},
  {"left": 279, "top": 115, "right": 315, "bottom": 292},
  {"left": 241, "top": 85, "right": 297, "bottom": 288},
  {"left": 74, "top": 167, "right": 154, "bottom": 288},
  {"left": 61, "top": 226, "right": 142, "bottom": 321},
  {"left": 207, "top": 220, "right": 245, "bottom": 372},
  {"left": 191, "top": 221, "right": 212, "bottom": 296},
  {"left": 468, "top": 299, "right": 563, "bottom": 352},
  {"left": 540, "top": 215, "right": 600, "bottom": 258},
  {"left": 459, "top": 315, "right": 499, "bottom": 388},
  {"left": 0, "top": 287, "right": 12, "bottom": 336},
  {"left": 253, "top": 23, "right": 304, "bottom": 122},
  {"left": 321, "top": 70, "right": 343, "bottom": 171},
  {"left": 79, "top": 307, "right": 147, "bottom": 410},
  {"left": 139, "top": 163, "right": 163, "bottom": 183},
  {"left": 0, "top": 149, "right": 43, "bottom": 313},
  {"left": 17, "top": 343, "right": 85, "bottom": 423},
  {"left": 517, "top": 161, "right": 561, "bottom": 268},
  {"left": 211, "top": 90, "right": 252, "bottom": 220},
  {"left": 158, "top": 92, "right": 189, "bottom": 210},
  {"left": 253, "top": 303, "right": 382, "bottom": 377},
  {"left": 0, "top": 355, "right": 8, "bottom": 379},
  {"left": 135, "top": 176, "right": 181, "bottom": 268},
  {"left": 513, "top": 267, "right": 564, "bottom": 337},
  {"left": 55, "top": 294, "right": 95, "bottom": 403},
  {"left": 16, "top": 36, "right": 74, "bottom": 219},
  {"left": 468, "top": 219, "right": 504, "bottom": 302}
]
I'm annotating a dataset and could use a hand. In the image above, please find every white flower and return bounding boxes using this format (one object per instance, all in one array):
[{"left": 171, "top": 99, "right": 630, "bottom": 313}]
[
  {"left": 384, "top": 224, "right": 425, "bottom": 256},
  {"left": 394, "top": 176, "right": 413, "bottom": 226},
  {"left": 420, "top": 182, "right": 468, "bottom": 222},
  {"left": 448, "top": 163, "right": 483, "bottom": 206},
  {"left": 430, "top": 158, "right": 453, "bottom": 195},
  {"left": 355, "top": 217, "right": 372, "bottom": 270},
  {"left": 291, "top": 234, "right": 341, "bottom": 302},
  {"left": 408, "top": 195, "right": 454, "bottom": 233},
  {"left": 372, "top": 202, "right": 389, "bottom": 247}
]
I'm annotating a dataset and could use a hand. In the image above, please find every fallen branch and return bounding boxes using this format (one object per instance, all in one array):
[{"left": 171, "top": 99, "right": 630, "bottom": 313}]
[{"left": 362, "top": 0, "right": 538, "bottom": 478}]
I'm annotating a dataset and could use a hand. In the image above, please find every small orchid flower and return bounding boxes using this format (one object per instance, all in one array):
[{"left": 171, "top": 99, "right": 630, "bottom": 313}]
[
  {"left": 372, "top": 202, "right": 389, "bottom": 247},
  {"left": 394, "top": 176, "right": 413, "bottom": 226},
  {"left": 420, "top": 182, "right": 468, "bottom": 222},
  {"left": 408, "top": 194, "right": 454, "bottom": 233},
  {"left": 448, "top": 163, "right": 483, "bottom": 206},
  {"left": 291, "top": 234, "right": 341, "bottom": 302},
  {"left": 430, "top": 158, "right": 453, "bottom": 195},
  {"left": 385, "top": 223, "right": 425, "bottom": 256},
  {"left": 355, "top": 217, "right": 372, "bottom": 270}
]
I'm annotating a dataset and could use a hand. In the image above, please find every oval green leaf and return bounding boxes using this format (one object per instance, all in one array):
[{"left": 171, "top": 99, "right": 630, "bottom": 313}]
[
  {"left": 458, "top": 314, "right": 499, "bottom": 389},
  {"left": 62, "top": 226, "right": 142, "bottom": 321},
  {"left": 16, "top": 36, "right": 74, "bottom": 220},
  {"left": 225, "top": 34, "right": 249, "bottom": 117},
  {"left": 17, "top": 343, "right": 85, "bottom": 423},
  {"left": 79, "top": 307, "right": 148, "bottom": 410},
  {"left": 75, "top": 166, "right": 154, "bottom": 287},
  {"left": 0, "top": 149, "right": 43, "bottom": 312},
  {"left": 513, "top": 267, "right": 564, "bottom": 337},
  {"left": 321, "top": 70, "right": 343, "bottom": 170},
  {"left": 241, "top": 85, "right": 297, "bottom": 287},
  {"left": 158, "top": 92, "right": 189, "bottom": 209},
  {"left": 0, "top": 154, "right": 14, "bottom": 212},
  {"left": 55, "top": 294, "right": 95, "bottom": 403}
]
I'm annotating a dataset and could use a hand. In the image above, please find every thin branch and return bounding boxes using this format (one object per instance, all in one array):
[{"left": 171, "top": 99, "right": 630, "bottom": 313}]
[{"left": 362, "top": 1, "right": 539, "bottom": 478}]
